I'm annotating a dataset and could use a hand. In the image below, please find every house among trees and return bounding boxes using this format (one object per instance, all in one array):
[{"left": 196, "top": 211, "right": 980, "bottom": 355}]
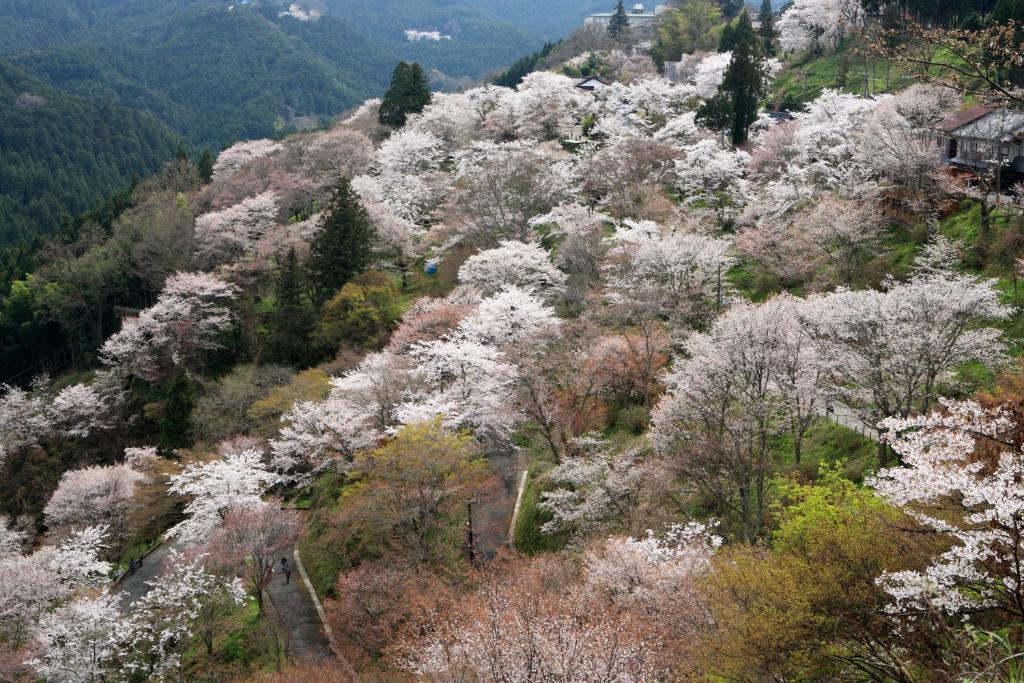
[
  {"left": 575, "top": 75, "right": 614, "bottom": 92},
  {"left": 584, "top": 3, "right": 666, "bottom": 33},
  {"left": 935, "top": 106, "right": 1024, "bottom": 182}
]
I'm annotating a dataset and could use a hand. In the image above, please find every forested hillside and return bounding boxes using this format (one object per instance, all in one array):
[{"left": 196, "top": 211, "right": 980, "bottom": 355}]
[
  {"left": 0, "top": 60, "right": 178, "bottom": 245},
  {"left": 4, "top": 0, "right": 1024, "bottom": 681},
  {"left": 0, "top": 0, "right": 609, "bottom": 246}
]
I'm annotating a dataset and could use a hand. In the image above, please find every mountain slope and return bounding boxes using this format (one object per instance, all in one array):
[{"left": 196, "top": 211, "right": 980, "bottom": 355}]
[
  {"left": 13, "top": 5, "right": 393, "bottom": 149},
  {"left": 0, "top": 60, "right": 178, "bottom": 244}
]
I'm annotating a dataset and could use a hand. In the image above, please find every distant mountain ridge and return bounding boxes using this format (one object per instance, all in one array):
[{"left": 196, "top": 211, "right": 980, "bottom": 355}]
[{"left": 0, "top": 0, "right": 610, "bottom": 245}]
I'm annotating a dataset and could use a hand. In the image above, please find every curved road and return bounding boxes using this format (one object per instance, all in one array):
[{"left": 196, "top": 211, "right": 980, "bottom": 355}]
[{"left": 113, "top": 543, "right": 337, "bottom": 668}]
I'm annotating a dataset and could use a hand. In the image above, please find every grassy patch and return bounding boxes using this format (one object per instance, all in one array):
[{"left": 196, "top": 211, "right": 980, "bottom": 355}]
[
  {"left": 773, "top": 418, "right": 878, "bottom": 483},
  {"left": 513, "top": 472, "right": 569, "bottom": 555}
]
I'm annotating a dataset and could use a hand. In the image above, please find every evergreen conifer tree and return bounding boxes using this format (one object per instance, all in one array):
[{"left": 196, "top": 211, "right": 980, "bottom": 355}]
[
  {"left": 607, "top": 1, "right": 631, "bottom": 39},
  {"left": 378, "top": 62, "right": 432, "bottom": 128},
  {"left": 266, "top": 247, "right": 312, "bottom": 366},
  {"left": 758, "top": 0, "right": 776, "bottom": 56},
  {"left": 198, "top": 149, "right": 214, "bottom": 183},
  {"left": 721, "top": 11, "right": 767, "bottom": 145},
  {"left": 158, "top": 368, "right": 194, "bottom": 453},
  {"left": 308, "top": 178, "right": 376, "bottom": 306},
  {"left": 719, "top": 0, "right": 742, "bottom": 18}
]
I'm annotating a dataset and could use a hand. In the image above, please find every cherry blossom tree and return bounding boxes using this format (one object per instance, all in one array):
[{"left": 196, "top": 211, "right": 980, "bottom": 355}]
[
  {"left": 651, "top": 297, "right": 822, "bottom": 542},
  {"left": 212, "top": 139, "right": 283, "bottom": 182},
  {"left": 377, "top": 128, "right": 446, "bottom": 176},
  {"left": 30, "top": 592, "right": 126, "bottom": 683},
  {"left": 694, "top": 51, "right": 733, "bottom": 99},
  {"left": 1, "top": 526, "right": 111, "bottom": 644},
  {"left": 540, "top": 437, "right": 662, "bottom": 538},
  {"left": 580, "top": 138, "right": 680, "bottom": 219},
  {"left": 583, "top": 521, "right": 720, "bottom": 627},
  {"left": 270, "top": 354, "right": 406, "bottom": 478},
  {"left": 401, "top": 334, "right": 520, "bottom": 441},
  {"left": 167, "top": 440, "right": 277, "bottom": 542},
  {"left": 386, "top": 297, "right": 474, "bottom": 352},
  {"left": 207, "top": 503, "right": 302, "bottom": 613},
  {"left": 605, "top": 221, "right": 734, "bottom": 327},
  {"left": 44, "top": 463, "right": 146, "bottom": 551},
  {"left": 0, "top": 384, "right": 50, "bottom": 466},
  {"left": 99, "top": 272, "right": 237, "bottom": 379},
  {"left": 458, "top": 286, "right": 562, "bottom": 349},
  {"left": 869, "top": 400, "right": 1024, "bottom": 621},
  {"left": 802, "top": 273, "right": 1010, "bottom": 449},
  {"left": 777, "top": 0, "right": 864, "bottom": 54},
  {"left": 194, "top": 191, "right": 280, "bottom": 265},
  {"left": 453, "top": 141, "right": 573, "bottom": 243},
  {"left": 126, "top": 552, "right": 246, "bottom": 675},
  {"left": 402, "top": 555, "right": 661, "bottom": 682},
  {"left": 675, "top": 139, "right": 750, "bottom": 224},
  {"left": 458, "top": 241, "right": 567, "bottom": 296}
]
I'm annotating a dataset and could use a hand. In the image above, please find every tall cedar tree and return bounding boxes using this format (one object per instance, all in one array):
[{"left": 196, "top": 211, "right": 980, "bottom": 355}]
[
  {"left": 378, "top": 62, "right": 432, "bottom": 128},
  {"left": 308, "top": 177, "right": 377, "bottom": 306},
  {"left": 198, "top": 149, "right": 215, "bottom": 183},
  {"left": 158, "top": 368, "right": 195, "bottom": 453},
  {"left": 721, "top": 11, "right": 768, "bottom": 145},
  {"left": 266, "top": 247, "right": 313, "bottom": 366},
  {"left": 607, "top": 0, "right": 630, "bottom": 39},
  {"left": 758, "top": 0, "right": 776, "bottom": 55}
]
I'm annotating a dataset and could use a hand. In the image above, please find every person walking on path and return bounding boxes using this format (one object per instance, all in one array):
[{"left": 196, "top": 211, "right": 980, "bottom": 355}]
[
  {"left": 129, "top": 558, "right": 136, "bottom": 575},
  {"left": 281, "top": 556, "right": 291, "bottom": 584}
]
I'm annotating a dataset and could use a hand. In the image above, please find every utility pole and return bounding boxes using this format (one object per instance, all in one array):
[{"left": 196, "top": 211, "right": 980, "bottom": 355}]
[{"left": 466, "top": 501, "right": 476, "bottom": 565}]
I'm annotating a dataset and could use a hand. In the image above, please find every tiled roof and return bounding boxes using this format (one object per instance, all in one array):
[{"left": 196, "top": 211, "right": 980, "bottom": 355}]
[
  {"left": 936, "top": 105, "right": 991, "bottom": 133},
  {"left": 954, "top": 109, "right": 1024, "bottom": 142}
]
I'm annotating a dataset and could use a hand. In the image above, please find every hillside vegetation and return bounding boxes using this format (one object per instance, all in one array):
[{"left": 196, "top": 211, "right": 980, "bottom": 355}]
[{"left": 3, "top": 0, "right": 1024, "bottom": 681}]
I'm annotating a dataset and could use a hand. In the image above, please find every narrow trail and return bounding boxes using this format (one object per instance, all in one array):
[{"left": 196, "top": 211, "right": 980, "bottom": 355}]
[{"left": 265, "top": 550, "right": 334, "bottom": 665}]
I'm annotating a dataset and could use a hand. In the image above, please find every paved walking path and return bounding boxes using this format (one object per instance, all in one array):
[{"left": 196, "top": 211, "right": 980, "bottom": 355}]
[
  {"left": 265, "top": 550, "right": 334, "bottom": 665},
  {"left": 112, "top": 539, "right": 182, "bottom": 608}
]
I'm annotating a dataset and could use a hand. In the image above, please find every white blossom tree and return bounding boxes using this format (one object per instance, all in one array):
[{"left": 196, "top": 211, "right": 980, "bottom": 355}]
[
  {"left": 30, "top": 593, "right": 126, "bottom": 683},
  {"left": 540, "top": 436, "right": 661, "bottom": 538},
  {"left": 802, "top": 272, "right": 1010, "bottom": 446},
  {"left": 777, "top": 0, "right": 865, "bottom": 54},
  {"left": 869, "top": 400, "right": 1024, "bottom": 621},
  {"left": 194, "top": 191, "right": 280, "bottom": 264},
  {"left": 458, "top": 286, "right": 562, "bottom": 349},
  {"left": 99, "top": 272, "right": 237, "bottom": 379},
  {"left": 211, "top": 139, "right": 283, "bottom": 182},
  {"left": 44, "top": 464, "right": 146, "bottom": 549},
  {"left": 167, "top": 441, "right": 277, "bottom": 542},
  {"left": 675, "top": 139, "right": 750, "bottom": 224},
  {"left": 125, "top": 552, "right": 246, "bottom": 677},
  {"left": 458, "top": 241, "right": 567, "bottom": 296}
]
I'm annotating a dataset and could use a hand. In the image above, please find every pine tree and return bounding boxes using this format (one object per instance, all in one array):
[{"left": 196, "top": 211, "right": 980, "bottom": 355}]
[
  {"left": 721, "top": 11, "right": 767, "bottom": 145},
  {"left": 758, "top": 0, "right": 776, "bottom": 56},
  {"left": 607, "top": 0, "right": 631, "bottom": 39},
  {"left": 266, "top": 247, "right": 313, "bottom": 366},
  {"left": 158, "top": 368, "right": 194, "bottom": 454},
  {"left": 198, "top": 149, "right": 214, "bottom": 183},
  {"left": 175, "top": 143, "right": 188, "bottom": 162},
  {"left": 308, "top": 177, "right": 377, "bottom": 306},
  {"left": 378, "top": 62, "right": 432, "bottom": 128}
]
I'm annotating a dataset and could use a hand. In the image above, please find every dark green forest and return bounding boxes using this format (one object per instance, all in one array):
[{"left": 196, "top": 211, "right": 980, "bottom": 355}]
[
  {"left": 0, "top": 0, "right": 607, "bottom": 250},
  {"left": 0, "top": 61, "right": 178, "bottom": 246}
]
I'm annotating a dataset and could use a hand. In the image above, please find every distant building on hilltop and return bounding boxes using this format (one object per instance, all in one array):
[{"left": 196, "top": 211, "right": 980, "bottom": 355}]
[{"left": 584, "top": 3, "right": 668, "bottom": 33}]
